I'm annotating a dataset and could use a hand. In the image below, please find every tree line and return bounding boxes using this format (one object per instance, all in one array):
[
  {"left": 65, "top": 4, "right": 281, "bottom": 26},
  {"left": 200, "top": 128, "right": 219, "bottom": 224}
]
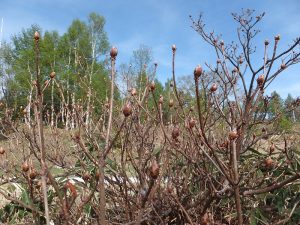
[{"left": 0, "top": 12, "right": 299, "bottom": 129}]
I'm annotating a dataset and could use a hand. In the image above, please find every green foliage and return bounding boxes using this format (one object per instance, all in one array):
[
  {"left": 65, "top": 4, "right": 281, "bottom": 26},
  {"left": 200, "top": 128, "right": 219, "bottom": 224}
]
[{"left": 0, "top": 13, "right": 113, "bottom": 118}]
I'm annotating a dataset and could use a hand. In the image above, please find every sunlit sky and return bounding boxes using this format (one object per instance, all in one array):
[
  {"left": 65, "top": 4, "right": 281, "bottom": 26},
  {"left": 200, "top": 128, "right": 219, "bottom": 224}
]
[{"left": 1, "top": 0, "right": 300, "bottom": 98}]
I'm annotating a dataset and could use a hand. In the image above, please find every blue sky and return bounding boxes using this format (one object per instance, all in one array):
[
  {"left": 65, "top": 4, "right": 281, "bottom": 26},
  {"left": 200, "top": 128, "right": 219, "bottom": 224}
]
[{"left": 1, "top": 0, "right": 299, "bottom": 98}]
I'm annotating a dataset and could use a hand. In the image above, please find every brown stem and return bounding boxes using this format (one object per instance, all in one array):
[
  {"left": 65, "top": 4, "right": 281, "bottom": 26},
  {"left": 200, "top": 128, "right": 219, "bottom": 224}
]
[
  {"left": 34, "top": 35, "right": 50, "bottom": 225},
  {"left": 243, "top": 173, "right": 300, "bottom": 196}
]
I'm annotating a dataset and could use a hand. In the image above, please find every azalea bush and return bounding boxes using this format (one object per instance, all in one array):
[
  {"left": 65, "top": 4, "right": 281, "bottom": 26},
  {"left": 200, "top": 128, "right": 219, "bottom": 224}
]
[{"left": 0, "top": 9, "right": 300, "bottom": 225}]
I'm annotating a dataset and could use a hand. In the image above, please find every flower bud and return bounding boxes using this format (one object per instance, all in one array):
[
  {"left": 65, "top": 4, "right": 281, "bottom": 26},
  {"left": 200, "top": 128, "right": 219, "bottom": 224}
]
[
  {"left": 210, "top": 83, "right": 218, "bottom": 92},
  {"left": 159, "top": 95, "right": 164, "bottom": 104},
  {"left": 194, "top": 65, "right": 203, "bottom": 79},
  {"left": 150, "top": 81, "right": 155, "bottom": 91},
  {"left": 0, "top": 147, "right": 5, "bottom": 154},
  {"left": 189, "top": 118, "right": 196, "bottom": 129},
  {"left": 269, "top": 143, "right": 275, "bottom": 154},
  {"left": 110, "top": 46, "right": 118, "bottom": 58},
  {"left": 228, "top": 130, "right": 238, "bottom": 140},
  {"left": 83, "top": 172, "right": 91, "bottom": 182},
  {"left": 123, "top": 104, "right": 132, "bottom": 117},
  {"left": 34, "top": 31, "right": 40, "bottom": 41},
  {"left": 150, "top": 160, "right": 159, "bottom": 179},
  {"left": 172, "top": 127, "right": 180, "bottom": 139},
  {"left": 169, "top": 99, "right": 174, "bottom": 107},
  {"left": 29, "top": 169, "right": 37, "bottom": 180},
  {"left": 22, "top": 162, "right": 30, "bottom": 172},
  {"left": 172, "top": 44, "right": 177, "bottom": 51},
  {"left": 257, "top": 74, "right": 264, "bottom": 87},
  {"left": 130, "top": 88, "right": 137, "bottom": 96},
  {"left": 264, "top": 39, "right": 269, "bottom": 45},
  {"left": 265, "top": 157, "right": 273, "bottom": 168},
  {"left": 50, "top": 71, "right": 56, "bottom": 79}
]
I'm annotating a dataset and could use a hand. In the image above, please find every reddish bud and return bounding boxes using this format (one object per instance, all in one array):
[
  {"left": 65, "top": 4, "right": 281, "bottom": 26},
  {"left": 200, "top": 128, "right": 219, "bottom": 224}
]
[
  {"left": 166, "top": 184, "right": 173, "bottom": 193},
  {"left": 169, "top": 99, "right": 174, "bottom": 107},
  {"left": 280, "top": 63, "right": 286, "bottom": 70},
  {"left": 150, "top": 160, "right": 159, "bottom": 179},
  {"left": 275, "top": 35, "right": 280, "bottom": 41},
  {"left": 95, "top": 170, "right": 100, "bottom": 180},
  {"left": 0, "top": 147, "right": 5, "bottom": 155},
  {"left": 159, "top": 95, "right": 164, "bottom": 104},
  {"left": 50, "top": 71, "right": 56, "bottom": 79},
  {"left": 36, "top": 180, "right": 42, "bottom": 189},
  {"left": 110, "top": 46, "right": 118, "bottom": 58},
  {"left": 130, "top": 88, "right": 137, "bottom": 96},
  {"left": 228, "top": 131, "right": 238, "bottom": 140},
  {"left": 83, "top": 172, "right": 91, "bottom": 182},
  {"left": 29, "top": 169, "right": 37, "bottom": 180},
  {"left": 22, "top": 162, "right": 30, "bottom": 172},
  {"left": 123, "top": 104, "right": 132, "bottom": 117},
  {"left": 257, "top": 74, "right": 264, "bottom": 87},
  {"left": 220, "top": 140, "right": 229, "bottom": 149},
  {"left": 150, "top": 81, "right": 155, "bottom": 91},
  {"left": 34, "top": 31, "right": 40, "bottom": 41},
  {"left": 269, "top": 143, "right": 275, "bottom": 154},
  {"left": 194, "top": 65, "right": 203, "bottom": 79},
  {"left": 264, "top": 39, "right": 269, "bottom": 45},
  {"left": 172, "top": 127, "right": 180, "bottom": 139},
  {"left": 172, "top": 44, "right": 177, "bottom": 51},
  {"left": 265, "top": 157, "right": 273, "bottom": 168},
  {"left": 189, "top": 118, "right": 196, "bottom": 129},
  {"left": 201, "top": 213, "right": 210, "bottom": 225},
  {"left": 210, "top": 83, "right": 218, "bottom": 92}
]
